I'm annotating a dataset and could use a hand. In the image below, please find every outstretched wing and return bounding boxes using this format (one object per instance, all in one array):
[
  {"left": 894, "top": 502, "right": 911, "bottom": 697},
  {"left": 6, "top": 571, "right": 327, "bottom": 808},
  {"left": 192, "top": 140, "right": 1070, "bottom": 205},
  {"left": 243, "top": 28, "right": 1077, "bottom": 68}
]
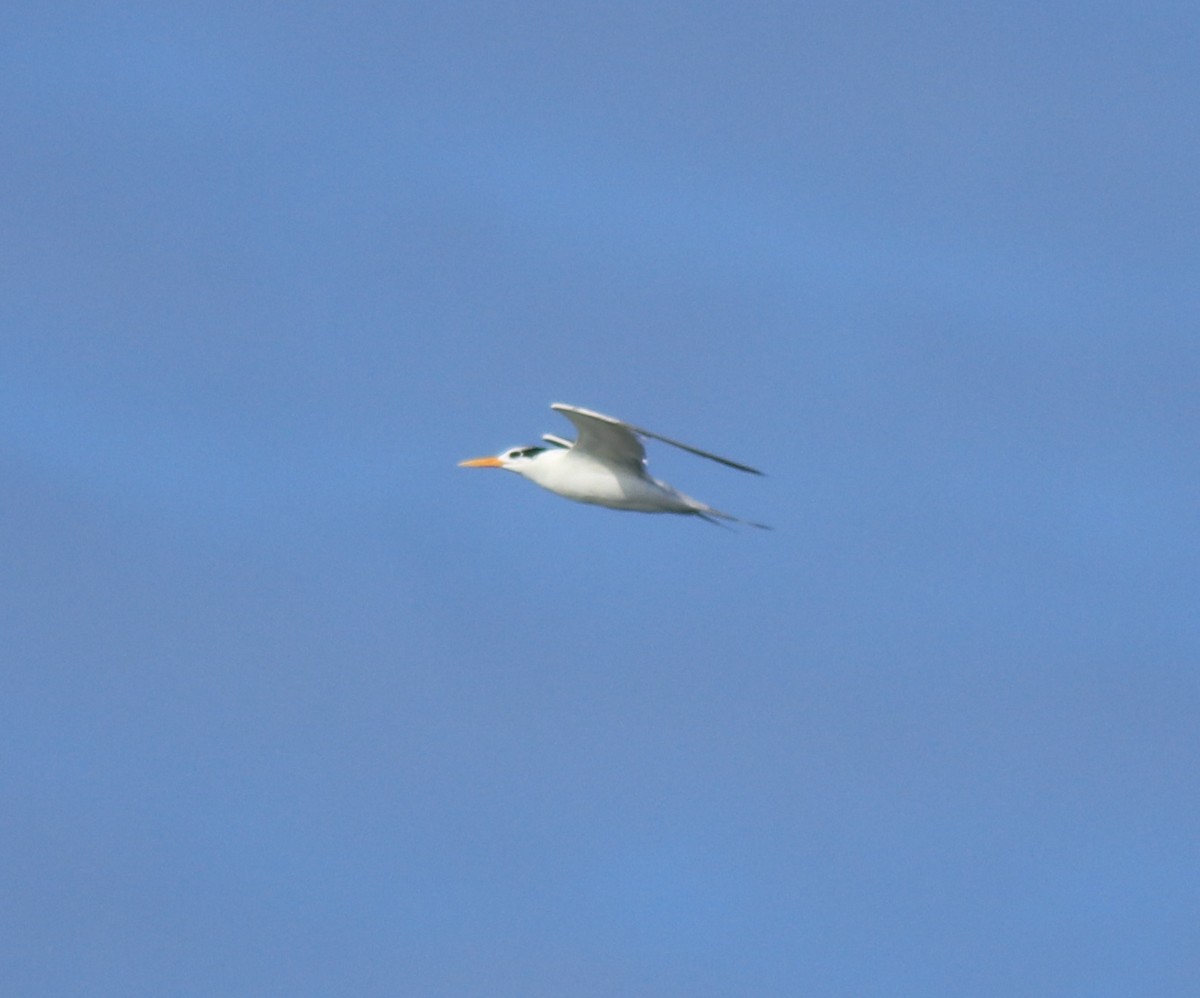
[{"left": 551, "top": 403, "right": 765, "bottom": 476}]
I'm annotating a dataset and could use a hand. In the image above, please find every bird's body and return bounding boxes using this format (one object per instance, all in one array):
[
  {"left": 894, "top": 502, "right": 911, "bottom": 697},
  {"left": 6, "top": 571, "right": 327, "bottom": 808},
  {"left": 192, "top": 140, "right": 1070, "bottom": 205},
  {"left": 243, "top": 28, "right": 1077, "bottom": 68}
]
[
  {"left": 513, "top": 445, "right": 695, "bottom": 512},
  {"left": 460, "top": 404, "right": 769, "bottom": 528}
]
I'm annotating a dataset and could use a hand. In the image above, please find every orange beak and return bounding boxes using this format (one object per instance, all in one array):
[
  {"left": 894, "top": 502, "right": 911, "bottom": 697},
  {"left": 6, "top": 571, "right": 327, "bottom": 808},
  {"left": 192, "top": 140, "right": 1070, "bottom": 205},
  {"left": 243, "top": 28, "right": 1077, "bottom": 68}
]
[{"left": 458, "top": 456, "right": 504, "bottom": 468}]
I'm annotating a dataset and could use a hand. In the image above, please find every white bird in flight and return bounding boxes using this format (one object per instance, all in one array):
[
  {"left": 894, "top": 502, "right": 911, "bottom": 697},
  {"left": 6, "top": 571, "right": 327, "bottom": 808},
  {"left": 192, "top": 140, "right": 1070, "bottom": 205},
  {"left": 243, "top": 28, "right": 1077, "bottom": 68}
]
[{"left": 459, "top": 403, "right": 769, "bottom": 528}]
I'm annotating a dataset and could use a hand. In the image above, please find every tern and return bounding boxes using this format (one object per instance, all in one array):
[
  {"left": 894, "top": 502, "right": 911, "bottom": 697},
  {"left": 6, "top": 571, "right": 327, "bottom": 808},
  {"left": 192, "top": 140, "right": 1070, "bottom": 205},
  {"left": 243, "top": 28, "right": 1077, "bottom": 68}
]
[{"left": 460, "top": 403, "right": 769, "bottom": 528}]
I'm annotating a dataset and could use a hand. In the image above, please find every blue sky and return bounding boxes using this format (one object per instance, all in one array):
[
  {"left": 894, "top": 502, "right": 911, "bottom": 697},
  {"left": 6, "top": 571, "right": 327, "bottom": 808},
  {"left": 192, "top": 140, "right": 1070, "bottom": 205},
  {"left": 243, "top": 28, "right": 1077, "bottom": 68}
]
[{"left": 3, "top": 3, "right": 1198, "bottom": 995}]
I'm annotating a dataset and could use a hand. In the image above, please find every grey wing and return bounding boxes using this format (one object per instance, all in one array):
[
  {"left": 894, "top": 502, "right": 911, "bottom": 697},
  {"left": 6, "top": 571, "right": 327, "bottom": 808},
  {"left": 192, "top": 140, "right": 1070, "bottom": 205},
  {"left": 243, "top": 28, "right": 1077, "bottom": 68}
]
[
  {"left": 551, "top": 403, "right": 765, "bottom": 476},
  {"left": 552, "top": 404, "right": 646, "bottom": 470}
]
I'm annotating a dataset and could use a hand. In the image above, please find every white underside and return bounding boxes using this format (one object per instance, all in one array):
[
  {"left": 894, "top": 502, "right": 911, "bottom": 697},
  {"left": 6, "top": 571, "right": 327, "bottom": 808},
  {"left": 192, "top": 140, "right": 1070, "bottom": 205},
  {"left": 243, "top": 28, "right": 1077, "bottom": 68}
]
[{"left": 516, "top": 450, "right": 701, "bottom": 514}]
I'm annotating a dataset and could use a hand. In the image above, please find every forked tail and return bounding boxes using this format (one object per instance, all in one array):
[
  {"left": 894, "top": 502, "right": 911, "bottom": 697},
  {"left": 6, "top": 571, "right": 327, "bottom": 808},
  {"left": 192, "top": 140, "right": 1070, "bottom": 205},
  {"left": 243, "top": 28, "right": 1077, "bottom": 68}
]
[
  {"left": 657, "top": 477, "right": 771, "bottom": 530},
  {"left": 693, "top": 504, "right": 772, "bottom": 531}
]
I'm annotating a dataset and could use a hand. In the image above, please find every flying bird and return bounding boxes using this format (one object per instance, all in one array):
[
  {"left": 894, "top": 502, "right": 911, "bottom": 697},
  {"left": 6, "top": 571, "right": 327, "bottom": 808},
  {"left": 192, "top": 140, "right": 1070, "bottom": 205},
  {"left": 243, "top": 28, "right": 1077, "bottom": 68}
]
[{"left": 459, "top": 403, "right": 769, "bottom": 528}]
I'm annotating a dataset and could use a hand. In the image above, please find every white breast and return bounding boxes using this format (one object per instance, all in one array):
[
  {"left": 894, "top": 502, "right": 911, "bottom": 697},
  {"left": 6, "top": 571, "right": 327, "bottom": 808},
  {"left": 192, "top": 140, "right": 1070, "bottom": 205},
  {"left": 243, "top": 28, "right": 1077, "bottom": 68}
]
[{"left": 521, "top": 449, "right": 693, "bottom": 513}]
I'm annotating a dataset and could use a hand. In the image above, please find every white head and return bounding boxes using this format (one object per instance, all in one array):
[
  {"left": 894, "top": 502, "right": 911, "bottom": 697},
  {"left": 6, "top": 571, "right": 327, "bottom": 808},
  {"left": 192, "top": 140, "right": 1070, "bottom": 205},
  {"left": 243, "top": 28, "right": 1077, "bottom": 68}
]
[{"left": 458, "top": 445, "right": 548, "bottom": 477}]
